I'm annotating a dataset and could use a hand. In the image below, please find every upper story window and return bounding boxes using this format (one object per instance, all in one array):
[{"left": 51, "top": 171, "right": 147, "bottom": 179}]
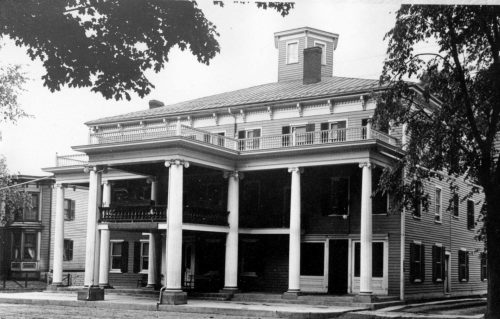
[
  {"left": 323, "top": 177, "right": 349, "bottom": 216},
  {"left": 452, "top": 193, "right": 459, "bottom": 218},
  {"left": 203, "top": 132, "right": 225, "bottom": 147},
  {"left": 238, "top": 128, "right": 261, "bottom": 150},
  {"left": 286, "top": 41, "right": 299, "bottom": 64},
  {"left": 64, "top": 199, "right": 75, "bottom": 221},
  {"left": 434, "top": 187, "right": 442, "bottom": 223},
  {"left": 282, "top": 124, "right": 315, "bottom": 146},
  {"left": 314, "top": 41, "right": 327, "bottom": 65},
  {"left": 320, "top": 121, "right": 347, "bottom": 143},
  {"left": 467, "top": 200, "right": 475, "bottom": 230},
  {"left": 19, "top": 193, "right": 39, "bottom": 221}
]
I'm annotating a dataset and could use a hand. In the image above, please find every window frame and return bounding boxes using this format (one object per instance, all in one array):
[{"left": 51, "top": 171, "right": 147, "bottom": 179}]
[
  {"left": 300, "top": 242, "right": 325, "bottom": 276},
  {"left": 432, "top": 244, "right": 445, "bottom": 283},
  {"left": 325, "top": 176, "right": 350, "bottom": 217},
  {"left": 238, "top": 128, "right": 262, "bottom": 150},
  {"left": 467, "top": 200, "right": 475, "bottom": 230},
  {"left": 353, "top": 241, "right": 385, "bottom": 278},
  {"left": 110, "top": 240, "right": 125, "bottom": 273},
  {"left": 434, "top": 186, "right": 442, "bottom": 223},
  {"left": 64, "top": 198, "right": 75, "bottom": 221},
  {"left": 313, "top": 40, "right": 327, "bottom": 65},
  {"left": 286, "top": 40, "right": 299, "bottom": 64},
  {"left": 481, "top": 253, "right": 487, "bottom": 281},
  {"left": 23, "top": 192, "right": 40, "bottom": 221},
  {"left": 63, "top": 239, "right": 73, "bottom": 261},
  {"left": 452, "top": 193, "right": 459, "bottom": 219},
  {"left": 203, "top": 131, "right": 226, "bottom": 147},
  {"left": 410, "top": 241, "right": 425, "bottom": 283},
  {"left": 140, "top": 240, "right": 149, "bottom": 274},
  {"left": 458, "top": 248, "right": 469, "bottom": 282}
]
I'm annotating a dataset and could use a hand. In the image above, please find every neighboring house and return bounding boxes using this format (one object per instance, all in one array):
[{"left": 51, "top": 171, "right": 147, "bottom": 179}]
[
  {"left": 0, "top": 175, "right": 54, "bottom": 280},
  {"left": 43, "top": 27, "right": 487, "bottom": 303}
]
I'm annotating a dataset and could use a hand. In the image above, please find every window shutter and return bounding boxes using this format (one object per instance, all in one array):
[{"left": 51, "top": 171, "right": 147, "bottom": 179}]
[
  {"left": 282, "top": 126, "right": 290, "bottom": 134},
  {"left": 71, "top": 200, "right": 75, "bottom": 220},
  {"left": 409, "top": 243, "right": 415, "bottom": 282},
  {"left": 465, "top": 252, "right": 469, "bottom": 281},
  {"left": 306, "top": 123, "right": 315, "bottom": 132},
  {"left": 282, "top": 126, "right": 290, "bottom": 146},
  {"left": 432, "top": 245, "right": 437, "bottom": 282},
  {"left": 420, "top": 244, "right": 425, "bottom": 282},
  {"left": 253, "top": 129, "right": 261, "bottom": 138},
  {"left": 320, "top": 123, "right": 329, "bottom": 131},
  {"left": 238, "top": 131, "right": 245, "bottom": 139},
  {"left": 121, "top": 241, "right": 129, "bottom": 273},
  {"left": 69, "top": 240, "right": 73, "bottom": 261},
  {"left": 133, "top": 241, "right": 141, "bottom": 273}
]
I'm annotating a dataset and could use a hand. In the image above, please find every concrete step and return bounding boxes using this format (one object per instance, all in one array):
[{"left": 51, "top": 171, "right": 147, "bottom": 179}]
[{"left": 188, "top": 292, "right": 233, "bottom": 301}]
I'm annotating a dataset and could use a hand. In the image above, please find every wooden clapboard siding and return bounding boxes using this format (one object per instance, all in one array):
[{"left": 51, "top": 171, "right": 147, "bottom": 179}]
[
  {"left": 49, "top": 186, "right": 89, "bottom": 271},
  {"left": 307, "top": 35, "right": 334, "bottom": 78},
  {"left": 278, "top": 37, "right": 306, "bottom": 82},
  {"left": 404, "top": 175, "right": 486, "bottom": 299}
]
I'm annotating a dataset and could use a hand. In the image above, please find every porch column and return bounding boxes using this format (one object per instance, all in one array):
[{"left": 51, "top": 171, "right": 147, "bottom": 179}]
[
  {"left": 359, "top": 162, "right": 373, "bottom": 296},
  {"left": 285, "top": 167, "right": 302, "bottom": 298},
  {"left": 84, "top": 166, "right": 103, "bottom": 287},
  {"left": 222, "top": 171, "right": 241, "bottom": 292},
  {"left": 162, "top": 159, "right": 189, "bottom": 304},
  {"left": 52, "top": 183, "right": 65, "bottom": 286},
  {"left": 146, "top": 233, "right": 157, "bottom": 288},
  {"left": 147, "top": 177, "right": 158, "bottom": 288},
  {"left": 98, "top": 181, "right": 111, "bottom": 288}
]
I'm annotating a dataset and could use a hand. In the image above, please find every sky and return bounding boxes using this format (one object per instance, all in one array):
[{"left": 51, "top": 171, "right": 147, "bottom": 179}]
[{"left": 0, "top": 0, "right": 404, "bottom": 175}]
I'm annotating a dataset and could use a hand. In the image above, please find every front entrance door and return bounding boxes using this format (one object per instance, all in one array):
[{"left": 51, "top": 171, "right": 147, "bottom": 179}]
[
  {"left": 444, "top": 252, "right": 451, "bottom": 294},
  {"left": 328, "top": 239, "right": 349, "bottom": 294}
]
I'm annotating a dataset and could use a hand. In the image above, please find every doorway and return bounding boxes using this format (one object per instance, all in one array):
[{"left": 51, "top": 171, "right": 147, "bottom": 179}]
[{"left": 328, "top": 239, "right": 349, "bottom": 294}]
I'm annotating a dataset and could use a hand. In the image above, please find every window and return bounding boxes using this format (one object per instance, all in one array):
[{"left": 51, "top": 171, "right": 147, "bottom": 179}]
[
  {"left": 361, "top": 118, "right": 369, "bottom": 139},
  {"left": 410, "top": 242, "right": 425, "bottom": 283},
  {"left": 23, "top": 233, "right": 37, "bottom": 260},
  {"left": 323, "top": 177, "right": 349, "bottom": 216},
  {"left": 238, "top": 129, "right": 261, "bottom": 150},
  {"left": 63, "top": 239, "right": 73, "bottom": 261},
  {"left": 314, "top": 41, "right": 326, "bottom": 65},
  {"left": 133, "top": 241, "right": 149, "bottom": 273},
  {"left": 64, "top": 199, "right": 75, "bottom": 221},
  {"left": 23, "top": 193, "right": 39, "bottom": 221},
  {"left": 11, "top": 232, "right": 39, "bottom": 261},
  {"left": 434, "top": 187, "right": 442, "bottom": 223},
  {"left": 282, "top": 124, "right": 315, "bottom": 146},
  {"left": 452, "top": 193, "right": 459, "bottom": 218},
  {"left": 203, "top": 132, "right": 225, "bottom": 147},
  {"left": 300, "top": 242, "right": 324, "bottom": 276},
  {"left": 458, "top": 249, "right": 469, "bottom": 282},
  {"left": 481, "top": 253, "right": 487, "bottom": 281},
  {"left": 286, "top": 41, "right": 298, "bottom": 64},
  {"left": 110, "top": 241, "right": 128, "bottom": 273},
  {"left": 467, "top": 200, "right": 475, "bottom": 230},
  {"left": 432, "top": 245, "right": 445, "bottom": 282},
  {"left": 320, "top": 121, "right": 347, "bottom": 143},
  {"left": 354, "top": 242, "right": 384, "bottom": 278}
]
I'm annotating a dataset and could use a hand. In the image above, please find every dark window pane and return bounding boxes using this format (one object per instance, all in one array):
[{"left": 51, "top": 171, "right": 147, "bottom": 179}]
[
  {"left": 373, "top": 242, "right": 384, "bottom": 277},
  {"left": 354, "top": 242, "right": 360, "bottom": 277},
  {"left": 300, "top": 243, "right": 324, "bottom": 276}
]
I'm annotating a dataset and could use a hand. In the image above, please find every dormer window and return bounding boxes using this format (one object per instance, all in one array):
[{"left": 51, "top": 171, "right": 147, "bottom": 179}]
[
  {"left": 314, "top": 41, "right": 327, "bottom": 65},
  {"left": 286, "top": 41, "right": 298, "bottom": 64}
]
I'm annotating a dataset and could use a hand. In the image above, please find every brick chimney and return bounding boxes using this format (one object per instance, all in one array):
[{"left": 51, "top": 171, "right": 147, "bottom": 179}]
[
  {"left": 149, "top": 99, "right": 164, "bottom": 109},
  {"left": 303, "top": 46, "right": 322, "bottom": 84}
]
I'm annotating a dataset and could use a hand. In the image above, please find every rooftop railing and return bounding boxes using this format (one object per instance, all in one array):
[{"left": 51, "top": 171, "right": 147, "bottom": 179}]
[
  {"left": 87, "top": 124, "right": 399, "bottom": 151},
  {"left": 55, "top": 153, "right": 89, "bottom": 167}
]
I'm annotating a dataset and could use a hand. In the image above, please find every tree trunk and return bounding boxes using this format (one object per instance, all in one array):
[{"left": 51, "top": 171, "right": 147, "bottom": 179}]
[{"left": 486, "top": 186, "right": 500, "bottom": 319}]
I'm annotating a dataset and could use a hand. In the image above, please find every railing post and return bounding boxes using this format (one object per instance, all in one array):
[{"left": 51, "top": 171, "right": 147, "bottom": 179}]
[{"left": 176, "top": 118, "right": 182, "bottom": 135}]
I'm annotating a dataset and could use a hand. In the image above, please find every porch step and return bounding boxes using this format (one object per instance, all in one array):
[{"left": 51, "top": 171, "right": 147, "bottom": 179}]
[{"left": 188, "top": 292, "right": 234, "bottom": 301}]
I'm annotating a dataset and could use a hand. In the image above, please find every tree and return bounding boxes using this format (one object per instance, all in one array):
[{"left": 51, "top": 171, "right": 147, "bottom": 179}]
[
  {"left": 375, "top": 5, "right": 500, "bottom": 318},
  {"left": 0, "top": 0, "right": 293, "bottom": 102},
  {"left": 0, "top": 64, "right": 28, "bottom": 124}
]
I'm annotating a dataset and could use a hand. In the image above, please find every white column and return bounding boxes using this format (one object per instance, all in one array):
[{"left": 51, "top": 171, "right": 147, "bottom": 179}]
[
  {"left": 164, "top": 159, "right": 188, "bottom": 291},
  {"left": 287, "top": 167, "right": 302, "bottom": 294},
  {"left": 102, "top": 181, "right": 112, "bottom": 207},
  {"left": 366, "top": 118, "right": 372, "bottom": 139},
  {"left": 359, "top": 162, "right": 373, "bottom": 295},
  {"left": 52, "top": 183, "right": 65, "bottom": 286},
  {"left": 223, "top": 171, "right": 241, "bottom": 291},
  {"left": 150, "top": 179, "right": 158, "bottom": 203},
  {"left": 84, "top": 167, "right": 103, "bottom": 287},
  {"left": 146, "top": 233, "right": 157, "bottom": 288},
  {"left": 98, "top": 229, "right": 110, "bottom": 287}
]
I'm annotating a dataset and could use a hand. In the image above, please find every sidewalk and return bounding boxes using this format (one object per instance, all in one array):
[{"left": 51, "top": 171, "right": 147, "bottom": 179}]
[{"left": 0, "top": 290, "right": 366, "bottom": 319}]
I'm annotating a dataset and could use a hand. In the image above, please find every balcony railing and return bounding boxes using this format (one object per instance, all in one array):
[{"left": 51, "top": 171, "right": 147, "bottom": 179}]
[
  {"left": 99, "top": 205, "right": 228, "bottom": 226},
  {"left": 55, "top": 153, "right": 89, "bottom": 167},
  {"left": 88, "top": 124, "right": 399, "bottom": 151}
]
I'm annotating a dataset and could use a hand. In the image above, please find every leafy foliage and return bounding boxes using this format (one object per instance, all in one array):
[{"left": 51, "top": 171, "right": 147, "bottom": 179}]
[
  {"left": 0, "top": 156, "right": 32, "bottom": 226},
  {"left": 0, "top": 64, "right": 28, "bottom": 124}
]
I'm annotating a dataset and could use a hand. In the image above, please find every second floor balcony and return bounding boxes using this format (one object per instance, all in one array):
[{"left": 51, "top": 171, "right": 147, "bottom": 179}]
[
  {"left": 86, "top": 124, "right": 399, "bottom": 153},
  {"left": 99, "top": 205, "right": 229, "bottom": 227}
]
